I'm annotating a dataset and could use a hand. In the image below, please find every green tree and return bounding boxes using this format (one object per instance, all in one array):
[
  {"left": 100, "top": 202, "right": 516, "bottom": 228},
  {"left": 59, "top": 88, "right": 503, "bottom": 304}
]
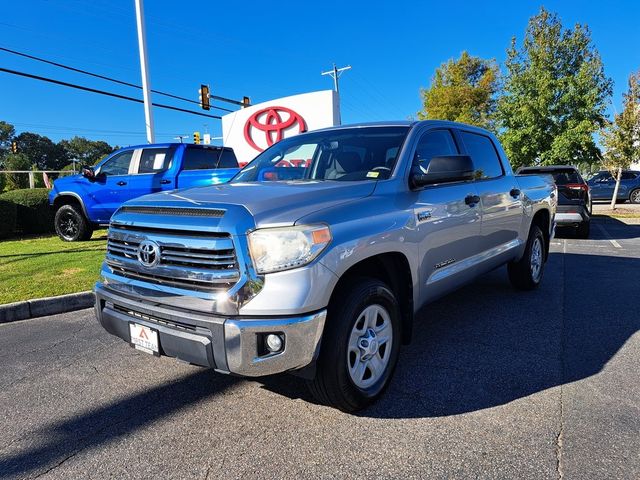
[
  {"left": 418, "top": 51, "right": 499, "bottom": 129},
  {"left": 0, "top": 121, "right": 16, "bottom": 167},
  {"left": 14, "top": 132, "right": 68, "bottom": 170},
  {"left": 59, "top": 136, "right": 114, "bottom": 168},
  {"left": 497, "top": 7, "right": 613, "bottom": 168},
  {"left": 601, "top": 70, "right": 640, "bottom": 208},
  {"left": 3, "top": 153, "right": 32, "bottom": 190}
]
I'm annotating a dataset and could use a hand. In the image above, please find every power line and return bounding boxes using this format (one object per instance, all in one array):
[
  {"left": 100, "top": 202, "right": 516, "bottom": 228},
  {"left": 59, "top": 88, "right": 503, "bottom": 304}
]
[
  {"left": 8, "top": 123, "right": 185, "bottom": 139},
  {"left": 0, "top": 66, "right": 223, "bottom": 119},
  {"left": 0, "top": 46, "right": 237, "bottom": 111}
]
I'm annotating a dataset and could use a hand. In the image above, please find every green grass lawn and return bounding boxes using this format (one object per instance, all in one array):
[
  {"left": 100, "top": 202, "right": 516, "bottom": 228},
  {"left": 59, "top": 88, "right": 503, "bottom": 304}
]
[{"left": 0, "top": 232, "right": 107, "bottom": 304}]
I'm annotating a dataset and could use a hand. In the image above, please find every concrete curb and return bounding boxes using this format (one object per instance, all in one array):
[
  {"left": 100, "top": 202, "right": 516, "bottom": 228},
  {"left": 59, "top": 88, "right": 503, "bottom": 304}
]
[{"left": 0, "top": 291, "right": 95, "bottom": 324}]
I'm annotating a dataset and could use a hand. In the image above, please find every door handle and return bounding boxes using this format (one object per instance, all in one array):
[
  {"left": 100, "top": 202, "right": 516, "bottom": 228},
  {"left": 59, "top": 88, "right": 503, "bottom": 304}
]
[
  {"left": 160, "top": 179, "right": 172, "bottom": 185},
  {"left": 465, "top": 194, "right": 480, "bottom": 206},
  {"left": 510, "top": 188, "right": 521, "bottom": 198},
  {"left": 117, "top": 181, "right": 127, "bottom": 186}
]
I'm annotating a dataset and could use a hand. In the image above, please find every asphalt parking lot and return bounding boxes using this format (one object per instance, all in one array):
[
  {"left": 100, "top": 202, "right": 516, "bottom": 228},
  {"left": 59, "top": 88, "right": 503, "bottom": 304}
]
[{"left": 1, "top": 218, "right": 639, "bottom": 479}]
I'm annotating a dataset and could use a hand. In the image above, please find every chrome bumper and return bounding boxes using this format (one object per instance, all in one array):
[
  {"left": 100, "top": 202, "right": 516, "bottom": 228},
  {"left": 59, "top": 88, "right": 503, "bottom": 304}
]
[
  {"left": 94, "top": 282, "right": 326, "bottom": 377},
  {"left": 555, "top": 212, "right": 585, "bottom": 224}
]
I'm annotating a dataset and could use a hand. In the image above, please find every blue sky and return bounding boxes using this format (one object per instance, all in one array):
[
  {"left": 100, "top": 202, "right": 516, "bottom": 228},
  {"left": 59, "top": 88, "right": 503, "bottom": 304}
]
[{"left": 1, "top": 0, "right": 639, "bottom": 147}]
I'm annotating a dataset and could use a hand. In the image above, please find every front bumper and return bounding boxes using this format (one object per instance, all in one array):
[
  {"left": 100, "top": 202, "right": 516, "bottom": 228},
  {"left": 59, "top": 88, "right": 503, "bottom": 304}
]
[{"left": 94, "top": 283, "right": 326, "bottom": 377}]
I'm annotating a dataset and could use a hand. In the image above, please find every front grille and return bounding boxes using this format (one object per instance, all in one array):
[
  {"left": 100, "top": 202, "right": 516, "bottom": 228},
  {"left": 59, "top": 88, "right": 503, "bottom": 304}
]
[
  {"left": 107, "top": 238, "right": 236, "bottom": 271},
  {"left": 105, "top": 225, "right": 240, "bottom": 292},
  {"left": 118, "top": 206, "right": 225, "bottom": 217}
]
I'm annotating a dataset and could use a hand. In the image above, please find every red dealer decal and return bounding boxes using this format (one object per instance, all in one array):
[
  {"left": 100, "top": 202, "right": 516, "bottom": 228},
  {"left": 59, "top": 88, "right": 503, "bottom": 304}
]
[{"left": 244, "top": 106, "right": 307, "bottom": 152}]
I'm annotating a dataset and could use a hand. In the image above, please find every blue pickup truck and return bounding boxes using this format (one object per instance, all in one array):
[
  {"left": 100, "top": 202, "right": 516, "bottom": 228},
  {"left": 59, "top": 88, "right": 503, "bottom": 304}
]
[{"left": 49, "top": 143, "right": 239, "bottom": 241}]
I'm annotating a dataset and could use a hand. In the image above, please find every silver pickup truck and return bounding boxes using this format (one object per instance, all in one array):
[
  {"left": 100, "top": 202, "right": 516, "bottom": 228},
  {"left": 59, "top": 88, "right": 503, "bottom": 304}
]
[{"left": 95, "top": 120, "right": 556, "bottom": 411}]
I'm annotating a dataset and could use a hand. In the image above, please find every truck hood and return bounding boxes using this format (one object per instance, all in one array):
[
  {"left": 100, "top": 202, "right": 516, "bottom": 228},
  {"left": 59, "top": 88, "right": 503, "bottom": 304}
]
[{"left": 128, "top": 180, "right": 377, "bottom": 227}]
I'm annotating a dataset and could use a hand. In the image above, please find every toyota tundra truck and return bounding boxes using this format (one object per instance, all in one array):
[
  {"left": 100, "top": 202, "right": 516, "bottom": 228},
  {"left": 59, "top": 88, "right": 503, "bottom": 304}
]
[{"left": 94, "top": 121, "right": 556, "bottom": 412}]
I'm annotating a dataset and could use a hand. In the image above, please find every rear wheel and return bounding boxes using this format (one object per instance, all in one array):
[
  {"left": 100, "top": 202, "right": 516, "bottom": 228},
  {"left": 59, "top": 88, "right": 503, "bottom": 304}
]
[
  {"left": 630, "top": 189, "right": 640, "bottom": 204},
  {"left": 576, "top": 220, "right": 590, "bottom": 239},
  {"left": 307, "top": 278, "right": 401, "bottom": 412},
  {"left": 508, "top": 225, "right": 546, "bottom": 290},
  {"left": 54, "top": 204, "right": 93, "bottom": 242}
]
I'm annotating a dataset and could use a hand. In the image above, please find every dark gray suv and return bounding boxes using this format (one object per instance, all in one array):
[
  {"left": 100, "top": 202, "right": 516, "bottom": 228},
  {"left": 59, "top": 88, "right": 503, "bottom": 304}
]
[{"left": 518, "top": 166, "right": 591, "bottom": 238}]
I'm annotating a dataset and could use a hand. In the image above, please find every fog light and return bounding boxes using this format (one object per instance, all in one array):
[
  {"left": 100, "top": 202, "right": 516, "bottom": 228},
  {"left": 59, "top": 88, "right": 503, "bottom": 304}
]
[{"left": 265, "top": 334, "right": 283, "bottom": 352}]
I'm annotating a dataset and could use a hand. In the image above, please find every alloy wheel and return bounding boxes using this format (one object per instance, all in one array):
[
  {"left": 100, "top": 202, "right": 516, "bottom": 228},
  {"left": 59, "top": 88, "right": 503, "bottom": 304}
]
[{"left": 347, "top": 304, "right": 393, "bottom": 389}]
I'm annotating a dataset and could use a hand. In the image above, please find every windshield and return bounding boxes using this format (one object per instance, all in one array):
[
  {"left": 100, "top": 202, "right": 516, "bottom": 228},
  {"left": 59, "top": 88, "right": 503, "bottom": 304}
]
[{"left": 231, "top": 126, "right": 409, "bottom": 183}]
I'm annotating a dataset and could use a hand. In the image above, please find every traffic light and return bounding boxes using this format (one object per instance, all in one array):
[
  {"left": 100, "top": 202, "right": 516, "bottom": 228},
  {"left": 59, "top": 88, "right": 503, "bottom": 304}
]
[
  {"left": 11, "top": 141, "right": 17, "bottom": 153},
  {"left": 242, "top": 96, "right": 251, "bottom": 108},
  {"left": 199, "top": 84, "right": 210, "bottom": 110},
  {"left": 193, "top": 131, "right": 201, "bottom": 144}
]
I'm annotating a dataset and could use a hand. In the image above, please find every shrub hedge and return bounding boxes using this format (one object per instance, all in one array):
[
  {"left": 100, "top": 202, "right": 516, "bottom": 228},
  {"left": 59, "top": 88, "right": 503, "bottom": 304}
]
[
  {"left": 0, "top": 199, "right": 17, "bottom": 239},
  {"left": 0, "top": 188, "right": 54, "bottom": 235}
]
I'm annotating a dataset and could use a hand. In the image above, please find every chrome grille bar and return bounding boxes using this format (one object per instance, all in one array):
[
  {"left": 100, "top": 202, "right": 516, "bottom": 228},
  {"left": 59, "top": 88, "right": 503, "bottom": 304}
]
[{"left": 105, "top": 222, "right": 240, "bottom": 292}]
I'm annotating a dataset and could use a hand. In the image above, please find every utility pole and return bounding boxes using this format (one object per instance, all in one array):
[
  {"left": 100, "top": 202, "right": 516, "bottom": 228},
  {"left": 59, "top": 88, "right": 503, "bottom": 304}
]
[
  {"left": 321, "top": 63, "right": 351, "bottom": 95},
  {"left": 134, "top": 0, "right": 155, "bottom": 143}
]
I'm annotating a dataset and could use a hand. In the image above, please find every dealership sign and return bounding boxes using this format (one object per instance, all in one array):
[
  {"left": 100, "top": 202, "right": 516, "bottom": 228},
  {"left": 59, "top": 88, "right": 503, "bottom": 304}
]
[{"left": 222, "top": 90, "right": 340, "bottom": 166}]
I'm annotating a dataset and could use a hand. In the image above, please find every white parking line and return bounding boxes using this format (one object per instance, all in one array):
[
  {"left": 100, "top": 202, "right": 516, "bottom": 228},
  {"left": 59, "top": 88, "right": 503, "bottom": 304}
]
[{"left": 596, "top": 223, "right": 622, "bottom": 248}]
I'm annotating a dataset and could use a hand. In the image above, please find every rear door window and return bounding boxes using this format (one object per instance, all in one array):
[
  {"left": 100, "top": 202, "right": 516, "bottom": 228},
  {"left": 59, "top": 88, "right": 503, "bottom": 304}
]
[
  {"left": 137, "top": 148, "right": 173, "bottom": 174},
  {"left": 593, "top": 172, "right": 613, "bottom": 182},
  {"left": 459, "top": 131, "right": 504, "bottom": 179}
]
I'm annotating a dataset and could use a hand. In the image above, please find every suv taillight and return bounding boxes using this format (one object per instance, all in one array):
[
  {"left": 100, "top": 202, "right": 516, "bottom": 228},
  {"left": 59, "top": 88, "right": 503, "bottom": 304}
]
[{"left": 565, "top": 183, "right": 589, "bottom": 192}]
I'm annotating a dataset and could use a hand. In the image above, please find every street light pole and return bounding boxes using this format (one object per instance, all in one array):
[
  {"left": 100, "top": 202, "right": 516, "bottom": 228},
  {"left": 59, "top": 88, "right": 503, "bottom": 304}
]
[{"left": 134, "top": 0, "right": 155, "bottom": 143}]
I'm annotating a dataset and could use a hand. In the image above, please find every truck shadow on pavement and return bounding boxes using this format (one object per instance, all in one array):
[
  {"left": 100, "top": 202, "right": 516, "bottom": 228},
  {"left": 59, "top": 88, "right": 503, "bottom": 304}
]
[
  {"left": 364, "top": 251, "right": 640, "bottom": 418},
  {"left": 0, "top": 370, "right": 240, "bottom": 478},
  {"left": 263, "top": 251, "right": 640, "bottom": 419},
  {"left": 589, "top": 217, "right": 640, "bottom": 240}
]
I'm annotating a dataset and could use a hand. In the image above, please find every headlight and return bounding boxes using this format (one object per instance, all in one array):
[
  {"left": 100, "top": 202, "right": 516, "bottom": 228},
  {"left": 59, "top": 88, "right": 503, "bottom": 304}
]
[{"left": 248, "top": 225, "right": 332, "bottom": 274}]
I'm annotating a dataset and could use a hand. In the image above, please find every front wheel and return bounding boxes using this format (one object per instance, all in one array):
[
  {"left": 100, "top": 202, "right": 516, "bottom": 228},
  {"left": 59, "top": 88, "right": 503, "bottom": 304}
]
[
  {"left": 54, "top": 204, "right": 93, "bottom": 241},
  {"left": 630, "top": 189, "right": 640, "bottom": 204},
  {"left": 508, "top": 225, "right": 546, "bottom": 290},
  {"left": 307, "top": 278, "right": 401, "bottom": 412}
]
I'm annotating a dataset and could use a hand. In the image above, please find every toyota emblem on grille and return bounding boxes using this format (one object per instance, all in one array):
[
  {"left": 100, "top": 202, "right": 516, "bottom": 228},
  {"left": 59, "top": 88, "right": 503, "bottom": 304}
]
[{"left": 137, "top": 240, "right": 160, "bottom": 268}]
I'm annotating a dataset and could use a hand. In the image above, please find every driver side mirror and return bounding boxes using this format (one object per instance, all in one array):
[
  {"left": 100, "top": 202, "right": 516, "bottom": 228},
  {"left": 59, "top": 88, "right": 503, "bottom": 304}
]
[
  {"left": 410, "top": 155, "right": 474, "bottom": 189},
  {"left": 81, "top": 166, "right": 105, "bottom": 181},
  {"left": 81, "top": 166, "right": 95, "bottom": 180}
]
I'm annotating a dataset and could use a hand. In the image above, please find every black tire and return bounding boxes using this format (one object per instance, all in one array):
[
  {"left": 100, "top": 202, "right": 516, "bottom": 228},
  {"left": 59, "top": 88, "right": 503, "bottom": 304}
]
[
  {"left": 508, "top": 225, "right": 546, "bottom": 291},
  {"left": 575, "top": 220, "right": 590, "bottom": 239},
  {"left": 54, "top": 204, "right": 93, "bottom": 242},
  {"left": 307, "top": 277, "right": 401, "bottom": 412},
  {"left": 630, "top": 189, "right": 640, "bottom": 204}
]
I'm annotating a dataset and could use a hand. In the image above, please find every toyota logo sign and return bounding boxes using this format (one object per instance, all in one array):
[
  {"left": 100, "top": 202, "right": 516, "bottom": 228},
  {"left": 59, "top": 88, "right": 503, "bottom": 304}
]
[
  {"left": 243, "top": 106, "right": 307, "bottom": 152},
  {"left": 137, "top": 239, "right": 160, "bottom": 268}
]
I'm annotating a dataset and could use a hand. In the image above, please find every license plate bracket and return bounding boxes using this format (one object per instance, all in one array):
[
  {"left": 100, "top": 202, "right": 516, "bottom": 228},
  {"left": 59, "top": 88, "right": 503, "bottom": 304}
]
[{"left": 129, "top": 322, "right": 160, "bottom": 356}]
